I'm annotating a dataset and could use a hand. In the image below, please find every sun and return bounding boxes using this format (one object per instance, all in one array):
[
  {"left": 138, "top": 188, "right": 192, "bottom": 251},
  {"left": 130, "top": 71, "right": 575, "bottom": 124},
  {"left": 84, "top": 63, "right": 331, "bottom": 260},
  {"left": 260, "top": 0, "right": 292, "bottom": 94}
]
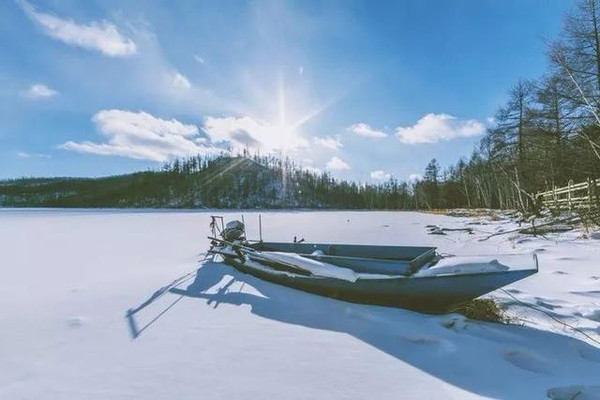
[{"left": 234, "top": 69, "right": 344, "bottom": 154}]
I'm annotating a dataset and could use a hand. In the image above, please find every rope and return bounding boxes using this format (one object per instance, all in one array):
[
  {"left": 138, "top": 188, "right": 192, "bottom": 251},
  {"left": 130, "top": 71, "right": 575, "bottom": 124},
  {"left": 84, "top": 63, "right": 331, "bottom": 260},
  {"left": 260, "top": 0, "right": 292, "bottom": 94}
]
[{"left": 499, "top": 288, "right": 600, "bottom": 346}]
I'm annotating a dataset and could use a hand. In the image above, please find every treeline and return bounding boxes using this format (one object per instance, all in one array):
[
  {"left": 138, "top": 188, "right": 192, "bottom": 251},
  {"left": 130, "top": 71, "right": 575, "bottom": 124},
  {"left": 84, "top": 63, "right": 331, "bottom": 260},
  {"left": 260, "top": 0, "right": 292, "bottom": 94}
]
[
  {"left": 0, "top": 155, "right": 415, "bottom": 209},
  {"left": 161, "top": 154, "right": 416, "bottom": 209},
  {"left": 415, "top": 0, "right": 600, "bottom": 211}
]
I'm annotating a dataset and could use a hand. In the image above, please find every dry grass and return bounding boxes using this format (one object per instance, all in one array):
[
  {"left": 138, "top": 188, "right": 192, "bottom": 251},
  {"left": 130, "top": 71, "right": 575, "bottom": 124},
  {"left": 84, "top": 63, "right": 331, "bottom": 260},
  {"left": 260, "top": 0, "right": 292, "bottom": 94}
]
[
  {"left": 452, "top": 298, "right": 509, "bottom": 324},
  {"left": 422, "top": 208, "right": 517, "bottom": 219}
]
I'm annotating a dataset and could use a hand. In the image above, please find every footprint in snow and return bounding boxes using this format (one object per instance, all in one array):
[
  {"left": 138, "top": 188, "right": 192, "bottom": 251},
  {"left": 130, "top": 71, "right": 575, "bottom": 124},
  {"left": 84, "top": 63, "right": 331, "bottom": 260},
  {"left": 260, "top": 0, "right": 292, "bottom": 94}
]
[
  {"left": 553, "top": 271, "right": 569, "bottom": 275},
  {"left": 547, "top": 385, "right": 600, "bottom": 400},
  {"left": 404, "top": 335, "right": 457, "bottom": 352},
  {"left": 67, "top": 317, "right": 85, "bottom": 328},
  {"left": 558, "top": 257, "right": 578, "bottom": 261},
  {"left": 406, "top": 336, "right": 440, "bottom": 345},
  {"left": 589, "top": 276, "right": 600, "bottom": 281},
  {"left": 534, "top": 296, "right": 567, "bottom": 308},
  {"left": 515, "top": 238, "right": 533, "bottom": 244},
  {"left": 584, "top": 309, "right": 600, "bottom": 323},
  {"left": 571, "top": 290, "right": 600, "bottom": 298},
  {"left": 535, "top": 299, "right": 561, "bottom": 310},
  {"left": 440, "top": 316, "right": 469, "bottom": 332},
  {"left": 569, "top": 341, "right": 600, "bottom": 363},
  {"left": 502, "top": 349, "right": 554, "bottom": 374},
  {"left": 506, "top": 288, "right": 522, "bottom": 294}
]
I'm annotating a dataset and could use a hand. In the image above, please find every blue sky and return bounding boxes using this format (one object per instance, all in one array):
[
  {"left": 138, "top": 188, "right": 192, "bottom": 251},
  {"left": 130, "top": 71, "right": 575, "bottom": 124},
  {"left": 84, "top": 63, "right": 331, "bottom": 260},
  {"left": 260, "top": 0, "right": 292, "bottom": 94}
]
[{"left": 0, "top": 0, "right": 573, "bottom": 182}]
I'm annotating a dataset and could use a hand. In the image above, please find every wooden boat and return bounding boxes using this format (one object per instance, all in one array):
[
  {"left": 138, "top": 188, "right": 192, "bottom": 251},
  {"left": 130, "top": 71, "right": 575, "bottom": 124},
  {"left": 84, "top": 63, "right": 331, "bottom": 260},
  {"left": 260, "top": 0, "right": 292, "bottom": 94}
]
[{"left": 207, "top": 218, "right": 538, "bottom": 313}]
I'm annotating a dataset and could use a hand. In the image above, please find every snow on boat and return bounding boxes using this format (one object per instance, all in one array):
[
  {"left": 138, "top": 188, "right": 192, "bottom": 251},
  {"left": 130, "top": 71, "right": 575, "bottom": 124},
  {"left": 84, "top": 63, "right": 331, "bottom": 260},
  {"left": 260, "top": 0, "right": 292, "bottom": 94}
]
[{"left": 208, "top": 218, "right": 538, "bottom": 312}]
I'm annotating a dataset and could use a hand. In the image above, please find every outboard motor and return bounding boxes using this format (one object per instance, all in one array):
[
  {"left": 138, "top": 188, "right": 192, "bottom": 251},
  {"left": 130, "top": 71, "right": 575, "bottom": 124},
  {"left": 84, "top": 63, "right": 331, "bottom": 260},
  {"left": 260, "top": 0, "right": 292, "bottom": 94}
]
[{"left": 221, "top": 220, "right": 245, "bottom": 242}]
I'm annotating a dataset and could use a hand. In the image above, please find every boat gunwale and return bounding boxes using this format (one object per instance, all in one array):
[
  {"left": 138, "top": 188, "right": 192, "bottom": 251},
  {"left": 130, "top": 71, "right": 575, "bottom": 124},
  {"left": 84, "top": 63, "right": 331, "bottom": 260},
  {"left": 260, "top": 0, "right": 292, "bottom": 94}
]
[{"left": 224, "top": 255, "right": 538, "bottom": 282}]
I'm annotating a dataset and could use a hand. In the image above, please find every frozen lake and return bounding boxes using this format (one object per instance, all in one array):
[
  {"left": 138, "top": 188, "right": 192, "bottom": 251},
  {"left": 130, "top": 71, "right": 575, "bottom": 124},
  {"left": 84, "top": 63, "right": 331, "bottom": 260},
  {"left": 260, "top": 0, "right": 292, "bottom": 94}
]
[{"left": 1, "top": 209, "right": 599, "bottom": 399}]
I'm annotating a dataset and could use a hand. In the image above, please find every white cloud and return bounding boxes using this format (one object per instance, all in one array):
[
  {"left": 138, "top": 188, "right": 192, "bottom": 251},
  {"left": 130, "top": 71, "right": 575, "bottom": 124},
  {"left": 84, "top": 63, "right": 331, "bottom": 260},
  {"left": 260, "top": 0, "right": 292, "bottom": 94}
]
[
  {"left": 349, "top": 123, "right": 387, "bottom": 138},
  {"left": 395, "top": 113, "right": 484, "bottom": 144},
  {"left": 22, "top": 84, "right": 57, "bottom": 99},
  {"left": 194, "top": 55, "right": 205, "bottom": 64},
  {"left": 326, "top": 156, "right": 350, "bottom": 171},
  {"left": 370, "top": 170, "right": 391, "bottom": 180},
  {"left": 409, "top": 173, "right": 423, "bottom": 182},
  {"left": 60, "top": 109, "right": 219, "bottom": 162},
  {"left": 18, "top": 0, "right": 136, "bottom": 57},
  {"left": 203, "top": 116, "right": 308, "bottom": 153},
  {"left": 313, "top": 136, "right": 342, "bottom": 150},
  {"left": 171, "top": 72, "right": 192, "bottom": 89},
  {"left": 18, "top": 151, "right": 50, "bottom": 158}
]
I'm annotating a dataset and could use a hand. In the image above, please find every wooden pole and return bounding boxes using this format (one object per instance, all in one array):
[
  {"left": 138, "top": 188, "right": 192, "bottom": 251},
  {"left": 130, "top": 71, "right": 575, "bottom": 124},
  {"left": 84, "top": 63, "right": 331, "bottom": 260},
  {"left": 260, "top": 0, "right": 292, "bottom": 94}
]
[
  {"left": 594, "top": 179, "right": 600, "bottom": 207},
  {"left": 568, "top": 180, "right": 573, "bottom": 210},
  {"left": 590, "top": 179, "right": 600, "bottom": 207}
]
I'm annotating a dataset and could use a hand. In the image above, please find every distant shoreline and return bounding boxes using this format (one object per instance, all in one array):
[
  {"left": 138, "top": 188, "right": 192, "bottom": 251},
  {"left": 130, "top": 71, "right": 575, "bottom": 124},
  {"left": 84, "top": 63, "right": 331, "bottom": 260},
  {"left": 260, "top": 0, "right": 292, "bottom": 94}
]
[{"left": 0, "top": 207, "right": 428, "bottom": 213}]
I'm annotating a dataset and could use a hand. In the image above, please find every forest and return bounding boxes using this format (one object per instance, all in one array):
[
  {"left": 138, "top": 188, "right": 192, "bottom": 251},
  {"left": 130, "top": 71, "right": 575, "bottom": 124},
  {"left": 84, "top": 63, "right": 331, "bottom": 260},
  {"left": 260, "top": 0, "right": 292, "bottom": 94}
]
[
  {"left": 0, "top": 154, "right": 415, "bottom": 209},
  {"left": 426, "top": 0, "right": 600, "bottom": 210},
  {"left": 2, "top": 0, "right": 600, "bottom": 212}
]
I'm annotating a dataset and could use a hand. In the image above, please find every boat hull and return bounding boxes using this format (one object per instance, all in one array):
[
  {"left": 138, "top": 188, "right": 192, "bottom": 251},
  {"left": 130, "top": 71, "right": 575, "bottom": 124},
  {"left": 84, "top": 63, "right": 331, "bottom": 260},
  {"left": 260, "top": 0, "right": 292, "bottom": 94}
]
[{"left": 222, "top": 256, "right": 537, "bottom": 313}]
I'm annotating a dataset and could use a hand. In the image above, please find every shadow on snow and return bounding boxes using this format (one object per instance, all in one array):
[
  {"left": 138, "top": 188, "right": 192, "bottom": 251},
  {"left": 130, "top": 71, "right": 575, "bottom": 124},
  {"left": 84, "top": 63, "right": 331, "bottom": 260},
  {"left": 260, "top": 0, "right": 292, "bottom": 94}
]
[{"left": 131, "top": 261, "right": 600, "bottom": 399}]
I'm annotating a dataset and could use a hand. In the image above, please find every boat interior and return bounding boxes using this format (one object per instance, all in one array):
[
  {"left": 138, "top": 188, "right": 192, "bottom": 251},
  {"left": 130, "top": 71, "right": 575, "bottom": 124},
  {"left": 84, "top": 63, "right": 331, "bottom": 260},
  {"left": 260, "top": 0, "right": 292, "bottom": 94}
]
[{"left": 250, "top": 242, "right": 438, "bottom": 275}]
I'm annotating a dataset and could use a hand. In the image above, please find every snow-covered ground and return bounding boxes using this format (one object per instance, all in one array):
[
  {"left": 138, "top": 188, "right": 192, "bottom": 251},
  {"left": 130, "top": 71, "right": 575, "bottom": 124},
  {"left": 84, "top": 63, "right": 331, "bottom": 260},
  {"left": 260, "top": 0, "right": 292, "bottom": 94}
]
[{"left": 1, "top": 209, "right": 599, "bottom": 399}]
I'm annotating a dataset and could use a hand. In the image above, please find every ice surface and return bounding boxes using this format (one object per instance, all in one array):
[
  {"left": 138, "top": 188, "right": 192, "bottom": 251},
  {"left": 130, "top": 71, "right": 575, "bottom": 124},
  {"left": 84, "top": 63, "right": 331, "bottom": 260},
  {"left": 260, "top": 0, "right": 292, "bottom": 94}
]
[{"left": 1, "top": 209, "right": 599, "bottom": 399}]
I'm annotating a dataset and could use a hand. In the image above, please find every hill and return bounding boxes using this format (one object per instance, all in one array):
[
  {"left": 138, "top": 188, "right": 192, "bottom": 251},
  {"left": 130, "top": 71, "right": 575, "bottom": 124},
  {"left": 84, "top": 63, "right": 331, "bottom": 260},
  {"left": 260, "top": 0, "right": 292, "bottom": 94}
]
[{"left": 0, "top": 155, "right": 414, "bottom": 209}]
